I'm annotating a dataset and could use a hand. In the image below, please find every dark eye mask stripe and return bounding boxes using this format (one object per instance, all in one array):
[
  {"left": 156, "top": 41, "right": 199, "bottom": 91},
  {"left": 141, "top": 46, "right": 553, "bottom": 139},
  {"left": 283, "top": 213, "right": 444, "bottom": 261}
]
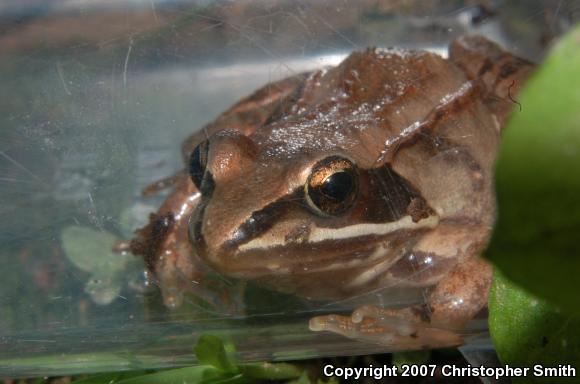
[{"left": 223, "top": 191, "right": 300, "bottom": 250}]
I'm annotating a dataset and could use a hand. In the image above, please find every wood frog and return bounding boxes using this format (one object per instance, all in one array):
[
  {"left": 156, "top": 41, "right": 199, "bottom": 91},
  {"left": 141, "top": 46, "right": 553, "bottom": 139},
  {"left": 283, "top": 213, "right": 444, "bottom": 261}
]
[{"left": 130, "top": 35, "right": 534, "bottom": 349}]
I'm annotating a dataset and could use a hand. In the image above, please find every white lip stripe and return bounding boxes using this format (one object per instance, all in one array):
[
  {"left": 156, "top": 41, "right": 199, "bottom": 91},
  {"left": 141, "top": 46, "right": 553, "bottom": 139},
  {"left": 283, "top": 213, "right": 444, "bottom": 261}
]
[
  {"left": 309, "top": 215, "right": 439, "bottom": 242},
  {"left": 238, "top": 214, "right": 439, "bottom": 252}
]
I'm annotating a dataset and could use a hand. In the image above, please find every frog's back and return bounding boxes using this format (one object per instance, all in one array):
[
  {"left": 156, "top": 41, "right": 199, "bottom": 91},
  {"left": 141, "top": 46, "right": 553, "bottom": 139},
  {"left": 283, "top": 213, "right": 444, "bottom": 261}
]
[
  {"left": 242, "top": 37, "right": 534, "bottom": 295},
  {"left": 248, "top": 37, "right": 532, "bottom": 233}
]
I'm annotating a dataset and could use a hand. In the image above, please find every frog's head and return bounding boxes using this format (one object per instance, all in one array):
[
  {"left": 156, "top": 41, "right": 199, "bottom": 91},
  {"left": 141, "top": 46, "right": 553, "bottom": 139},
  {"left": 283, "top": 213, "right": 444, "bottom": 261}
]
[{"left": 187, "top": 127, "right": 446, "bottom": 298}]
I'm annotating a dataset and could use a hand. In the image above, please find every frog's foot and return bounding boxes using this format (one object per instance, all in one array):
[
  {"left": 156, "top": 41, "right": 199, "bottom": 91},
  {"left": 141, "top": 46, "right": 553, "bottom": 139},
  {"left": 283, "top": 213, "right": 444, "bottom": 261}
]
[
  {"left": 309, "top": 257, "right": 492, "bottom": 350},
  {"left": 309, "top": 305, "right": 463, "bottom": 350}
]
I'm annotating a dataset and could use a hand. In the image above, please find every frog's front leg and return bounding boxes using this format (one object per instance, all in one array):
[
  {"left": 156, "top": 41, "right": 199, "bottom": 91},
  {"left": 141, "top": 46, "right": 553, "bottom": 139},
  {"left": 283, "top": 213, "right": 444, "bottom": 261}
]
[
  {"left": 131, "top": 174, "right": 245, "bottom": 312},
  {"left": 309, "top": 257, "right": 492, "bottom": 350}
]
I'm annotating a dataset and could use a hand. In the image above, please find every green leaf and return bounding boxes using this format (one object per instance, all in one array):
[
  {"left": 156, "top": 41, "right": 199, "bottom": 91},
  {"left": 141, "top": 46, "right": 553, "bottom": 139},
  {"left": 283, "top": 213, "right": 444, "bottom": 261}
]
[
  {"left": 317, "top": 379, "right": 340, "bottom": 384},
  {"left": 392, "top": 350, "right": 431, "bottom": 371},
  {"left": 486, "top": 23, "right": 580, "bottom": 315},
  {"left": 112, "top": 366, "right": 229, "bottom": 384},
  {"left": 288, "top": 371, "right": 312, "bottom": 384},
  {"left": 72, "top": 371, "right": 148, "bottom": 384},
  {"left": 194, "top": 335, "right": 238, "bottom": 374},
  {"left": 61, "top": 226, "right": 123, "bottom": 272},
  {"left": 61, "top": 225, "right": 137, "bottom": 304},
  {"left": 489, "top": 270, "right": 580, "bottom": 383},
  {"left": 82, "top": 271, "right": 123, "bottom": 305},
  {"left": 240, "top": 362, "right": 303, "bottom": 380},
  {"left": 199, "top": 375, "right": 250, "bottom": 384}
]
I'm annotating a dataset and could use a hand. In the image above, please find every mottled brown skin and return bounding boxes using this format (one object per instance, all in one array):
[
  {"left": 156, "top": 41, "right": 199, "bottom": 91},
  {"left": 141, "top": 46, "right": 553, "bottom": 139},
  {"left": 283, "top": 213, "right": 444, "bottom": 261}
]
[{"left": 131, "top": 36, "right": 534, "bottom": 348}]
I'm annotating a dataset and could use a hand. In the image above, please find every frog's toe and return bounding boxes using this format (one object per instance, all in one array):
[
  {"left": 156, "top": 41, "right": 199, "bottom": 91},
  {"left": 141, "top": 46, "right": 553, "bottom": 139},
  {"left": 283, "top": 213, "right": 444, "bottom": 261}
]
[
  {"left": 351, "top": 305, "right": 385, "bottom": 323},
  {"left": 161, "top": 286, "right": 184, "bottom": 310},
  {"left": 310, "top": 308, "right": 464, "bottom": 349},
  {"left": 309, "top": 314, "right": 352, "bottom": 333},
  {"left": 351, "top": 306, "right": 418, "bottom": 336},
  {"left": 310, "top": 312, "right": 399, "bottom": 339},
  {"left": 310, "top": 313, "right": 406, "bottom": 346}
]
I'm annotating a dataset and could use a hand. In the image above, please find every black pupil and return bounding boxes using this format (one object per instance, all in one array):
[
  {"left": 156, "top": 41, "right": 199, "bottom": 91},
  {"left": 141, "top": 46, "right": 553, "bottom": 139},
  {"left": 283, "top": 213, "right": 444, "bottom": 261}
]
[{"left": 320, "top": 171, "right": 353, "bottom": 202}]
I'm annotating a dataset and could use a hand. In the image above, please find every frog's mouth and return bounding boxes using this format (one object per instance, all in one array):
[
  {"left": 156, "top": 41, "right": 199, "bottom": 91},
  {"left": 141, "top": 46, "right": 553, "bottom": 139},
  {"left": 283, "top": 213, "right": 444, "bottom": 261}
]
[
  {"left": 204, "top": 215, "right": 439, "bottom": 280},
  {"left": 212, "top": 226, "right": 436, "bottom": 300}
]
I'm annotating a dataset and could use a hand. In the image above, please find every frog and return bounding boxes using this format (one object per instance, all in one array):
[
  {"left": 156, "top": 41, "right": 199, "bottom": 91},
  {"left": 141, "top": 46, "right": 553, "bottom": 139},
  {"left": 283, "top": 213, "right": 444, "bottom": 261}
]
[{"left": 130, "top": 35, "right": 534, "bottom": 349}]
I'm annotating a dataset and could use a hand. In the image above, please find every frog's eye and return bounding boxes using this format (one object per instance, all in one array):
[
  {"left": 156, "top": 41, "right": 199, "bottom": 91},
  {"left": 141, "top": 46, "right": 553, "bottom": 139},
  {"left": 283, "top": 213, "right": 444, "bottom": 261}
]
[
  {"left": 305, "top": 156, "right": 359, "bottom": 216},
  {"left": 189, "top": 140, "right": 209, "bottom": 189}
]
